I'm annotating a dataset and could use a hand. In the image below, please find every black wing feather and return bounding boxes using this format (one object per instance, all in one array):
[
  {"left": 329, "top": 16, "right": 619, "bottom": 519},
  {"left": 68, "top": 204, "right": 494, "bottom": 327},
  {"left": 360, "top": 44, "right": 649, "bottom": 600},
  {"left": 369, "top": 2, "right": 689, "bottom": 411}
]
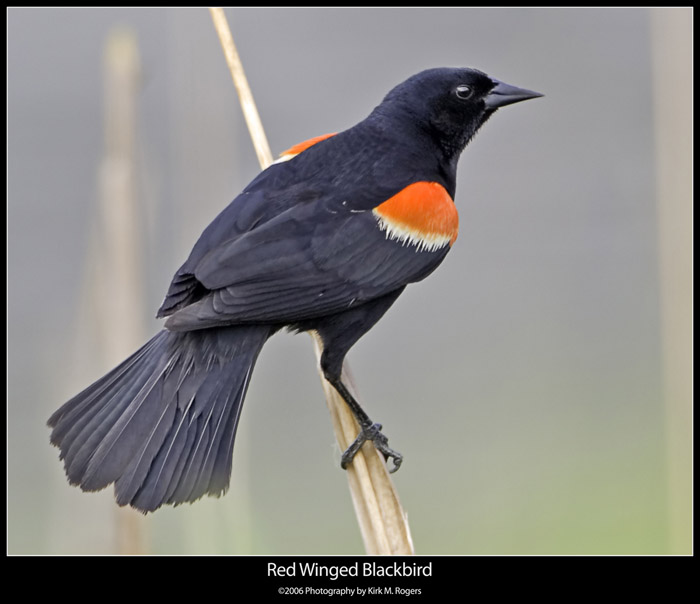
[{"left": 165, "top": 207, "right": 449, "bottom": 331}]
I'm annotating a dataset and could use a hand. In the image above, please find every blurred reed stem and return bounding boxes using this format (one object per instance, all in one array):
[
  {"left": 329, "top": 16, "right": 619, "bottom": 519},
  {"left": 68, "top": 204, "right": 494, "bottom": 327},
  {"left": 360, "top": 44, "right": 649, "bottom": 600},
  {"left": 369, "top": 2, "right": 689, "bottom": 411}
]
[
  {"left": 650, "top": 7, "right": 692, "bottom": 555},
  {"left": 100, "top": 28, "right": 148, "bottom": 554}
]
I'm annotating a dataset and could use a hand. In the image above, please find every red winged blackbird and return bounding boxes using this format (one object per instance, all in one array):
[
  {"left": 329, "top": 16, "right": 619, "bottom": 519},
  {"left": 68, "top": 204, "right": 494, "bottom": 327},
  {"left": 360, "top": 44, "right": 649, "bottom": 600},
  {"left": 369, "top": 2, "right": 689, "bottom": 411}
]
[{"left": 48, "top": 67, "right": 542, "bottom": 512}]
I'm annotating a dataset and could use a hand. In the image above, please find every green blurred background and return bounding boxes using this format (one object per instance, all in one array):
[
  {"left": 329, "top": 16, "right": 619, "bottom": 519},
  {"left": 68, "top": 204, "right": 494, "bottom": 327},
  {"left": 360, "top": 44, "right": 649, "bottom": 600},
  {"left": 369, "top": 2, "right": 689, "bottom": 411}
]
[{"left": 8, "top": 7, "right": 692, "bottom": 555}]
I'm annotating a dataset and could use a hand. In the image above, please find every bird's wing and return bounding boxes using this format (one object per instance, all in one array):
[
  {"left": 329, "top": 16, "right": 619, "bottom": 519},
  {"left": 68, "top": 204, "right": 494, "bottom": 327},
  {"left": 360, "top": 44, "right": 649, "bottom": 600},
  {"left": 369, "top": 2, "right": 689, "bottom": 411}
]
[
  {"left": 164, "top": 187, "right": 455, "bottom": 331},
  {"left": 158, "top": 126, "right": 457, "bottom": 325},
  {"left": 157, "top": 163, "right": 332, "bottom": 317}
]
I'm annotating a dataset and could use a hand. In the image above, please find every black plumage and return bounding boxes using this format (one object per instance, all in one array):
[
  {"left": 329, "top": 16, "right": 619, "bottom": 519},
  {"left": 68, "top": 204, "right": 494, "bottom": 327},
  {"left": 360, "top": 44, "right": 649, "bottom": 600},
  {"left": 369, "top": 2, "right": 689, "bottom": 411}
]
[{"left": 48, "top": 67, "right": 541, "bottom": 511}]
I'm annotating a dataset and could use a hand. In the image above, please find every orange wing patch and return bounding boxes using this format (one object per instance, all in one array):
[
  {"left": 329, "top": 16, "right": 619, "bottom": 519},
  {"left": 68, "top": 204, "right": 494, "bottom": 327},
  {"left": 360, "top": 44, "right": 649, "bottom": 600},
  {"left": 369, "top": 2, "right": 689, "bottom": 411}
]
[
  {"left": 274, "top": 133, "right": 338, "bottom": 163},
  {"left": 372, "top": 182, "right": 459, "bottom": 252}
]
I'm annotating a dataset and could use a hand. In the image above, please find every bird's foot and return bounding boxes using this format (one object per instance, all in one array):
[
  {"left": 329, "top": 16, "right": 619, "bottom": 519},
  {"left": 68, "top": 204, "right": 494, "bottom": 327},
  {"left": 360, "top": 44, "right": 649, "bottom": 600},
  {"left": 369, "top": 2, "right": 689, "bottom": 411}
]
[{"left": 341, "top": 423, "right": 403, "bottom": 473}]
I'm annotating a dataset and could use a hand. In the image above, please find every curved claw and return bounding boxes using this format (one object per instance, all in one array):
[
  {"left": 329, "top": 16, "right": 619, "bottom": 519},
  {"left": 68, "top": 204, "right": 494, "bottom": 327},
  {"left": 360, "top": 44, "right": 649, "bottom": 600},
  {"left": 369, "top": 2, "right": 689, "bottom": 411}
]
[
  {"left": 387, "top": 452, "right": 403, "bottom": 473},
  {"left": 340, "top": 422, "right": 403, "bottom": 473}
]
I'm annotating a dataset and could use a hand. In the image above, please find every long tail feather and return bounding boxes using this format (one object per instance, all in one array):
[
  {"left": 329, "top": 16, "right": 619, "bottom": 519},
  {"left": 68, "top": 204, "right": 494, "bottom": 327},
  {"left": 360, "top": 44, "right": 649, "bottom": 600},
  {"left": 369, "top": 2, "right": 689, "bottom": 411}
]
[{"left": 48, "top": 325, "right": 271, "bottom": 512}]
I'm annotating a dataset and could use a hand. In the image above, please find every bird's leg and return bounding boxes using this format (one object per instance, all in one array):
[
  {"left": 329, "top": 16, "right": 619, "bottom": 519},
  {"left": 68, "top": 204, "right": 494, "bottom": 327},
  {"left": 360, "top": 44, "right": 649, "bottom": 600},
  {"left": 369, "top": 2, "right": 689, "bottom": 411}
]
[{"left": 326, "top": 376, "right": 403, "bottom": 473}]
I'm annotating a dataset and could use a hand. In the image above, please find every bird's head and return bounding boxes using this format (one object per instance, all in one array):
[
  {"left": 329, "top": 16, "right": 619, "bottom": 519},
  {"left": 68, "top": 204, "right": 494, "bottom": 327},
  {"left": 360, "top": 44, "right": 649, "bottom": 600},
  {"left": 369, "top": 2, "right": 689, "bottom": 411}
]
[{"left": 373, "top": 67, "right": 542, "bottom": 159}]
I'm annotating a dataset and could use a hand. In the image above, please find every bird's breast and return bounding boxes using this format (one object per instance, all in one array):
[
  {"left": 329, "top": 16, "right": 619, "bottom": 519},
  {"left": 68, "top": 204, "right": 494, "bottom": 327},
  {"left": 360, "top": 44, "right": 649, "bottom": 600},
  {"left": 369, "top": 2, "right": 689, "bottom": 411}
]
[{"left": 372, "top": 181, "right": 459, "bottom": 253}]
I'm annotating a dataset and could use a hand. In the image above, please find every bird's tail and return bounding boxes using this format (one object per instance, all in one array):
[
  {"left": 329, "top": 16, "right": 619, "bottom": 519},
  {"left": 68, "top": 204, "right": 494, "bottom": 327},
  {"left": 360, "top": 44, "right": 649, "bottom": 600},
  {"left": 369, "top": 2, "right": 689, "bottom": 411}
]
[{"left": 48, "top": 325, "right": 272, "bottom": 513}]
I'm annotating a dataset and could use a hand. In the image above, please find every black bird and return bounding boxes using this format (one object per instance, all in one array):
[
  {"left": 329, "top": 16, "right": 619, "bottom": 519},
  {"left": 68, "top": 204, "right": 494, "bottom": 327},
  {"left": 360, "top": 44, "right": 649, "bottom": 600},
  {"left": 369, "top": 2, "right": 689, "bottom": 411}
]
[{"left": 48, "top": 67, "right": 542, "bottom": 512}]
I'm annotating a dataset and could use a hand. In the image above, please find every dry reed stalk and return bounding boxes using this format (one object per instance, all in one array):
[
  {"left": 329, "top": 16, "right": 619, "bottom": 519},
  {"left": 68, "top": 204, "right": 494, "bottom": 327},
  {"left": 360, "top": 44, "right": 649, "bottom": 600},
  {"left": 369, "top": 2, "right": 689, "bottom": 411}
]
[
  {"left": 208, "top": 7, "right": 273, "bottom": 169},
  {"left": 100, "top": 28, "right": 148, "bottom": 554},
  {"left": 208, "top": 7, "right": 414, "bottom": 555},
  {"left": 650, "top": 8, "right": 692, "bottom": 555}
]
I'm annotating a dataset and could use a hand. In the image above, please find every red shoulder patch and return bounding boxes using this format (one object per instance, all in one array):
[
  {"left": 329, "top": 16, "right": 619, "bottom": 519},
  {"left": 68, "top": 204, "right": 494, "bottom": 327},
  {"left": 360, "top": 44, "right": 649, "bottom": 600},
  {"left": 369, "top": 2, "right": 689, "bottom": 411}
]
[
  {"left": 278, "top": 133, "right": 337, "bottom": 160},
  {"left": 373, "top": 182, "right": 459, "bottom": 252}
]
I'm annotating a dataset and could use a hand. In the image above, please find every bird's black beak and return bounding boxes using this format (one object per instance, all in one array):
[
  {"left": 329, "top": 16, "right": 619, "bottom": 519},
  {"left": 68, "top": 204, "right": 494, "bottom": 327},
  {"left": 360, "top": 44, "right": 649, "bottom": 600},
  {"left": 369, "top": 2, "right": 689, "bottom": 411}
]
[{"left": 484, "top": 79, "right": 543, "bottom": 109}]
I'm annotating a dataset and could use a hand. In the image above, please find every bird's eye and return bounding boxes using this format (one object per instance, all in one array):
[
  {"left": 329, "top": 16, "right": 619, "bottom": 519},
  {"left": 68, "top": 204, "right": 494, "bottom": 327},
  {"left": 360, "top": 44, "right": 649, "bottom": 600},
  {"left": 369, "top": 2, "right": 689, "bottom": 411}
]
[{"left": 455, "top": 85, "right": 473, "bottom": 100}]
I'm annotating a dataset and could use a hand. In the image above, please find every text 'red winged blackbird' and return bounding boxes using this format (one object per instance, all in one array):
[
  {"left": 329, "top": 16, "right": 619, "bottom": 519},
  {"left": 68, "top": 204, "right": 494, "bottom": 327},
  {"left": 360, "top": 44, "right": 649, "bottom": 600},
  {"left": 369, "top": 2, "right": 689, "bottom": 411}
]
[{"left": 48, "top": 67, "right": 542, "bottom": 512}]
